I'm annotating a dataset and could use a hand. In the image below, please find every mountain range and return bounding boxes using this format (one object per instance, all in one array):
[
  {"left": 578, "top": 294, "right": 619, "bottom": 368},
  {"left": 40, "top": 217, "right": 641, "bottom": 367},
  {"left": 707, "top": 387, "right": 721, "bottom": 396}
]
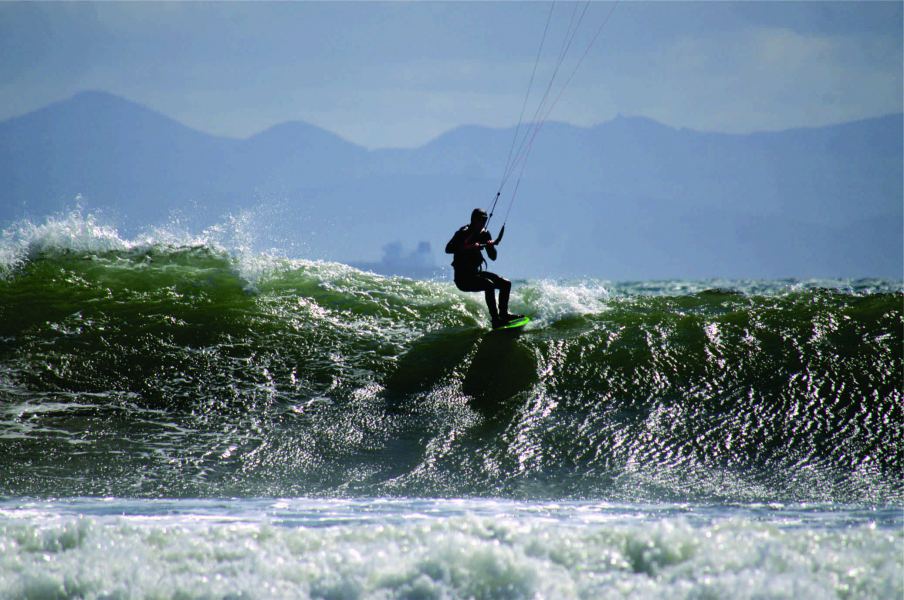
[{"left": 1, "top": 91, "right": 901, "bottom": 279}]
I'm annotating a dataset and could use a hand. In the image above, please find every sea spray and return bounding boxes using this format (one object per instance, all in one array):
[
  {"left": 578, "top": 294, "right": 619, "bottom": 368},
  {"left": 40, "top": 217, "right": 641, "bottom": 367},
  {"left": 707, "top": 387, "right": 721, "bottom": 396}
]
[{"left": 0, "top": 499, "right": 899, "bottom": 600}]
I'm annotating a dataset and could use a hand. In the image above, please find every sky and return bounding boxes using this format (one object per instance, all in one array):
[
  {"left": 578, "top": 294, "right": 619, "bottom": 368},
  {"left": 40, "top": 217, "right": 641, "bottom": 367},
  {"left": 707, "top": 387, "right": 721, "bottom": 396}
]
[{"left": 0, "top": 1, "right": 901, "bottom": 149}]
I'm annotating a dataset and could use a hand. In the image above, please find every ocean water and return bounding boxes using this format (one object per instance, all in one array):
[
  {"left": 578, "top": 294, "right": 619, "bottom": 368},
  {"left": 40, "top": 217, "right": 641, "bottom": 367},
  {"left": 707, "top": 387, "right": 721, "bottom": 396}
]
[
  {"left": 0, "top": 213, "right": 901, "bottom": 598},
  {"left": 0, "top": 498, "right": 899, "bottom": 599}
]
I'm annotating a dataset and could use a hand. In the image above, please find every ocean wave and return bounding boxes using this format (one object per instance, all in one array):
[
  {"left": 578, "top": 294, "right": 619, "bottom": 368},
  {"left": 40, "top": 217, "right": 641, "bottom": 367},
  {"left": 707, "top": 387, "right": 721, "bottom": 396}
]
[{"left": 0, "top": 215, "right": 901, "bottom": 502}]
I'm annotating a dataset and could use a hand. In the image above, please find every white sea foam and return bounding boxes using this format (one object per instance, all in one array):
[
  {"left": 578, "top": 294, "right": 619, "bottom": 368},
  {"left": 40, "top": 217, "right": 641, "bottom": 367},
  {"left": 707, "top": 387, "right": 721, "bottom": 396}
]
[
  {"left": 0, "top": 208, "right": 321, "bottom": 286},
  {"left": 513, "top": 279, "right": 612, "bottom": 325},
  {"left": 0, "top": 209, "right": 201, "bottom": 272},
  {"left": 0, "top": 499, "right": 899, "bottom": 600},
  {"left": 0, "top": 210, "right": 128, "bottom": 272}
]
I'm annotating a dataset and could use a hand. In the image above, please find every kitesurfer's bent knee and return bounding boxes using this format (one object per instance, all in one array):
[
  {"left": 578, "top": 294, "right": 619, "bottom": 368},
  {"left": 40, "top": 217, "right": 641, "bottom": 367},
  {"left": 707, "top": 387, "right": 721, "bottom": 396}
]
[
  {"left": 480, "top": 272, "right": 511, "bottom": 292},
  {"left": 454, "top": 271, "right": 506, "bottom": 293}
]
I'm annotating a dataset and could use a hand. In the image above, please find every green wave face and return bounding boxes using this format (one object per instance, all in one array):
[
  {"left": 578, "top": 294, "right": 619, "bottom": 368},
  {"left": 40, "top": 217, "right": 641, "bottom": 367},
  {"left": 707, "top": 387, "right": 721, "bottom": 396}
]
[{"left": 0, "top": 245, "right": 901, "bottom": 502}]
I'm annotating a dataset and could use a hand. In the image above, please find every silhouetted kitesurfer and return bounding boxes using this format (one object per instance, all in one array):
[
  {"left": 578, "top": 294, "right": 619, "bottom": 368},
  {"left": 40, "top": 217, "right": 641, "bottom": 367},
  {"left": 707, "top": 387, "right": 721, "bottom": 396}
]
[{"left": 446, "top": 208, "right": 523, "bottom": 329}]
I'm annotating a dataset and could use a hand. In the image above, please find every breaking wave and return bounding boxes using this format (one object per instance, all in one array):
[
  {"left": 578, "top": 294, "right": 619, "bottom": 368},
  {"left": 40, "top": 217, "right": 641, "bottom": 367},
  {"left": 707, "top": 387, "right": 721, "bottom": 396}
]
[{"left": 0, "top": 213, "right": 900, "bottom": 502}]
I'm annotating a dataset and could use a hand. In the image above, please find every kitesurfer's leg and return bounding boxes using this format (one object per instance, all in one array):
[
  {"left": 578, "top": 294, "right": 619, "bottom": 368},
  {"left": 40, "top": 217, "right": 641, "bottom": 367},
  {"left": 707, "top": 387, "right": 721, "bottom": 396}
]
[
  {"left": 474, "top": 274, "right": 500, "bottom": 322},
  {"left": 499, "top": 279, "right": 511, "bottom": 317},
  {"left": 484, "top": 289, "right": 499, "bottom": 320},
  {"left": 455, "top": 273, "right": 501, "bottom": 325},
  {"left": 481, "top": 272, "right": 521, "bottom": 321}
]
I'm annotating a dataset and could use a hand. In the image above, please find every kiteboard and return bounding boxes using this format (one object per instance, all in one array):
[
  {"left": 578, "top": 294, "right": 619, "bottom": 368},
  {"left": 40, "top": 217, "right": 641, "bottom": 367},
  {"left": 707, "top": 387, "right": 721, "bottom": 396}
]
[{"left": 492, "top": 315, "right": 531, "bottom": 331}]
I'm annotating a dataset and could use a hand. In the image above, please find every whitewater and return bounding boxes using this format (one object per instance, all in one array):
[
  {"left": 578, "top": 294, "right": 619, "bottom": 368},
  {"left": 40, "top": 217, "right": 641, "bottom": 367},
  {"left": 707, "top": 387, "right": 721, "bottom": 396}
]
[{"left": 0, "top": 212, "right": 901, "bottom": 599}]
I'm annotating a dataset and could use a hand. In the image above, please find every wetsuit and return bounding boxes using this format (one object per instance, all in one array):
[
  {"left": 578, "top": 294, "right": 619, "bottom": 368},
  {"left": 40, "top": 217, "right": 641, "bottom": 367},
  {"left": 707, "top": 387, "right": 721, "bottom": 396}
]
[{"left": 445, "top": 225, "right": 512, "bottom": 323}]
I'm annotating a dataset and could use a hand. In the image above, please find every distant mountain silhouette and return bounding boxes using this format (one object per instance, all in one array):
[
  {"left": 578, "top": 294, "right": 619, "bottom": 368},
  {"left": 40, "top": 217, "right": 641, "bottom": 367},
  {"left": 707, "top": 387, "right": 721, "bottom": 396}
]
[{"left": 1, "top": 91, "right": 901, "bottom": 278}]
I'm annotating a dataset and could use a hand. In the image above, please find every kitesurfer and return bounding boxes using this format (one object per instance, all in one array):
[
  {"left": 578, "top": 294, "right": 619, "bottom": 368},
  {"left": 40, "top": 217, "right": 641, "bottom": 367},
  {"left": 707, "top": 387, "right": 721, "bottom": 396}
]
[{"left": 445, "top": 208, "right": 523, "bottom": 328}]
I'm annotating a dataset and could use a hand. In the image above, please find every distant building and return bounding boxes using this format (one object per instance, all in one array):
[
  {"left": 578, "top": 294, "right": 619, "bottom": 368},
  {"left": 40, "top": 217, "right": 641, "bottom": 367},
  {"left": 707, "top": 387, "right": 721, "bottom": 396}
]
[{"left": 351, "top": 241, "right": 446, "bottom": 280}]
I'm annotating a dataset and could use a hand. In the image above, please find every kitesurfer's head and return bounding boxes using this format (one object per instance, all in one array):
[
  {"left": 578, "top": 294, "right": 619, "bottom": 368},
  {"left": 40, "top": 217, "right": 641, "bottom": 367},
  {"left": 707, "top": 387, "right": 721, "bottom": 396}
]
[{"left": 470, "top": 208, "right": 488, "bottom": 229}]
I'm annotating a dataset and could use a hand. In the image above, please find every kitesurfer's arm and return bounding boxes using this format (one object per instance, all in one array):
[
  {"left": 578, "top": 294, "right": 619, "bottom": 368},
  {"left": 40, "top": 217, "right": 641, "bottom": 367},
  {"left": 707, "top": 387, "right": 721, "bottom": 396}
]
[{"left": 485, "top": 231, "right": 498, "bottom": 261}]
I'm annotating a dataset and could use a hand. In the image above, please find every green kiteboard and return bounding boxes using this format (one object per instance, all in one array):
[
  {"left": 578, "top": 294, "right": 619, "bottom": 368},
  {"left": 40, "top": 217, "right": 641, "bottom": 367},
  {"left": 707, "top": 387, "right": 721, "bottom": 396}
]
[{"left": 492, "top": 315, "right": 531, "bottom": 331}]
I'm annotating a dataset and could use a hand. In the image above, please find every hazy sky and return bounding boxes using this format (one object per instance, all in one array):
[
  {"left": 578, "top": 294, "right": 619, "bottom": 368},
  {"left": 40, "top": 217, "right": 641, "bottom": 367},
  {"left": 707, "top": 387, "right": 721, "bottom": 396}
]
[{"left": 1, "top": 1, "right": 901, "bottom": 148}]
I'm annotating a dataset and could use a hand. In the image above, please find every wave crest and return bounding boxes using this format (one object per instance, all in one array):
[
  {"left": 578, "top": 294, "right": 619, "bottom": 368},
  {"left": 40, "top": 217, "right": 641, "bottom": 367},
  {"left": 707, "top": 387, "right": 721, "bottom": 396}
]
[{"left": 0, "top": 213, "right": 901, "bottom": 502}]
